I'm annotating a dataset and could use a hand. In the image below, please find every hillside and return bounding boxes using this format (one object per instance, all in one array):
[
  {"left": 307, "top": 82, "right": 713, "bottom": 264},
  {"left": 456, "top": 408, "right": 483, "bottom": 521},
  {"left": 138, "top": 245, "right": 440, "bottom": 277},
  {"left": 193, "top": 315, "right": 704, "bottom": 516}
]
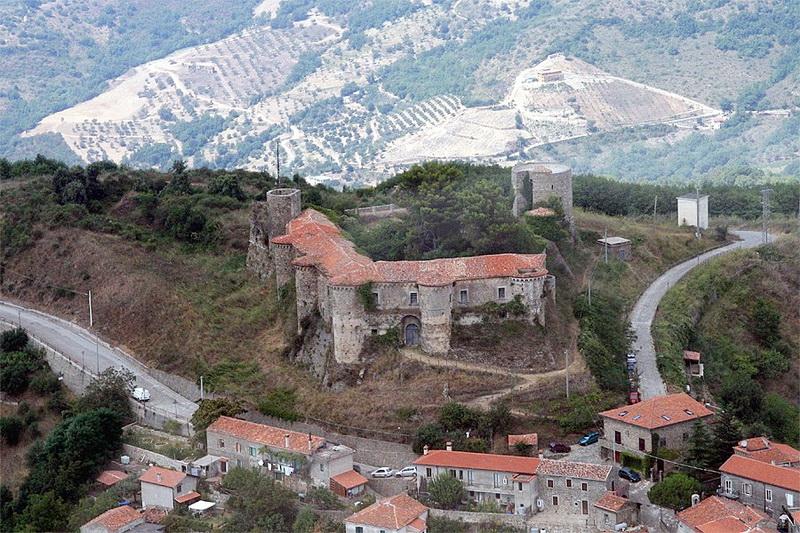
[{"left": 2, "top": 0, "right": 798, "bottom": 183}]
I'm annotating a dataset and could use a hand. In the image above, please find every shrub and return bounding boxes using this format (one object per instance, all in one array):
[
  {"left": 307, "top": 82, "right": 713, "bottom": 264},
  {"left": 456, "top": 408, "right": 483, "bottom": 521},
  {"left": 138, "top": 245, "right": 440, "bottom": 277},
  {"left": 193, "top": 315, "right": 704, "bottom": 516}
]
[
  {"left": 257, "top": 387, "right": 300, "bottom": 422},
  {"left": 0, "top": 328, "right": 28, "bottom": 353},
  {"left": 0, "top": 416, "right": 24, "bottom": 446},
  {"left": 30, "top": 370, "right": 61, "bottom": 395},
  {"left": 306, "top": 487, "right": 343, "bottom": 510},
  {"left": 428, "top": 516, "right": 468, "bottom": 533},
  {"left": 647, "top": 473, "right": 701, "bottom": 511},
  {"left": 428, "top": 473, "right": 464, "bottom": 509}
]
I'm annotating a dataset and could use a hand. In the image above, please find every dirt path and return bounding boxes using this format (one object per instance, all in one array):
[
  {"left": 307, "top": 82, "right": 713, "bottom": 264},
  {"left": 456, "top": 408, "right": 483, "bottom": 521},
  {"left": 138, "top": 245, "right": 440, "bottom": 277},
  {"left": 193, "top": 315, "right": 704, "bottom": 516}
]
[{"left": 400, "top": 348, "right": 586, "bottom": 411}]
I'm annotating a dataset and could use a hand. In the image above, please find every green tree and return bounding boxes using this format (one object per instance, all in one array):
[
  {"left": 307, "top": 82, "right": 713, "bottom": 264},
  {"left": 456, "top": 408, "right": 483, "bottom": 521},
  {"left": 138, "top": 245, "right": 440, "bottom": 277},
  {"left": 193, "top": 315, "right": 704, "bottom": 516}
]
[
  {"left": 292, "top": 506, "right": 317, "bottom": 533},
  {"left": 719, "top": 372, "right": 762, "bottom": 422},
  {"left": 0, "top": 328, "right": 28, "bottom": 352},
  {"left": 750, "top": 298, "right": 781, "bottom": 348},
  {"left": 77, "top": 367, "right": 135, "bottom": 421},
  {"left": 438, "top": 402, "right": 481, "bottom": 432},
  {"left": 761, "top": 393, "right": 800, "bottom": 446},
  {"left": 171, "top": 159, "right": 187, "bottom": 175},
  {"left": 711, "top": 410, "right": 742, "bottom": 467},
  {"left": 208, "top": 174, "right": 246, "bottom": 201},
  {"left": 0, "top": 485, "right": 14, "bottom": 531},
  {"left": 647, "top": 473, "right": 701, "bottom": 511},
  {"left": 412, "top": 423, "right": 446, "bottom": 454},
  {"left": 428, "top": 473, "right": 465, "bottom": 509},
  {"left": 15, "top": 491, "right": 70, "bottom": 532},
  {"left": 191, "top": 398, "right": 244, "bottom": 433},
  {"left": 685, "top": 421, "right": 714, "bottom": 473},
  {"left": 0, "top": 349, "right": 45, "bottom": 396},
  {"left": 0, "top": 416, "right": 24, "bottom": 445},
  {"left": 222, "top": 467, "right": 297, "bottom": 531}
]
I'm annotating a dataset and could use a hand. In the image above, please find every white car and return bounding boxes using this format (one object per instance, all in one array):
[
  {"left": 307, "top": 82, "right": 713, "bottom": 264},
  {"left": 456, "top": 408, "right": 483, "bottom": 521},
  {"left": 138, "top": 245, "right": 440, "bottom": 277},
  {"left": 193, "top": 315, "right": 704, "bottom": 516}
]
[
  {"left": 394, "top": 466, "right": 417, "bottom": 478},
  {"left": 132, "top": 387, "right": 151, "bottom": 401},
  {"left": 370, "top": 467, "right": 394, "bottom": 478}
]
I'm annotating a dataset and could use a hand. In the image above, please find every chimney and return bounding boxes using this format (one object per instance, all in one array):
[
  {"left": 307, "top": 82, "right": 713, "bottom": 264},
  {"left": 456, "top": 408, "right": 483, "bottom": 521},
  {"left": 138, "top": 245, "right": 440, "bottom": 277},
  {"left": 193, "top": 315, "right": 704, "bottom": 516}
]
[
  {"left": 284, "top": 434, "right": 290, "bottom": 449},
  {"left": 308, "top": 433, "right": 312, "bottom": 451},
  {"left": 446, "top": 442, "right": 452, "bottom": 451},
  {"left": 691, "top": 494, "right": 700, "bottom": 507},
  {"left": 156, "top": 472, "right": 162, "bottom": 483},
  {"left": 423, "top": 445, "right": 429, "bottom": 456}
]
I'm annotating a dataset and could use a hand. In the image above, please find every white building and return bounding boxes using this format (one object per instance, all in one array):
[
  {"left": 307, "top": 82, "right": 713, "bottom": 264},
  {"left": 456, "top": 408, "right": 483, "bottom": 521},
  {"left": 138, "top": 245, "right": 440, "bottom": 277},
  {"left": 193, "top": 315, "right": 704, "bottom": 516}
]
[
  {"left": 138, "top": 466, "right": 199, "bottom": 510},
  {"left": 677, "top": 193, "right": 709, "bottom": 229}
]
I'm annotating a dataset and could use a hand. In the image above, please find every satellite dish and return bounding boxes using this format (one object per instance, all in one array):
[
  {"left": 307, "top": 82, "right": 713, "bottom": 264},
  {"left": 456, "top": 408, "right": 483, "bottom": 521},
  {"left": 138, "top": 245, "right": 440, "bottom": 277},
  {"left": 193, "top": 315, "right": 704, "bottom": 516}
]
[
  {"left": 739, "top": 440, "right": 748, "bottom": 448},
  {"left": 258, "top": 459, "right": 264, "bottom": 466}
]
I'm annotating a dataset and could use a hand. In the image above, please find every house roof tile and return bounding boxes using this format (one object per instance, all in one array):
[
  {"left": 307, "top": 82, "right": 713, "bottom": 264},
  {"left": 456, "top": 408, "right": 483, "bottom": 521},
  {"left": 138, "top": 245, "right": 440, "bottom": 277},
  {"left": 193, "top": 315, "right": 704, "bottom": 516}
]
[
  {"left": 346, "top": 493, "right": 427, "bottom": 530},
  {"left": 720, "top": 454, "right": 800, "bottom": 492},
  {"left": 413, "top": 449, "right": 540, "bottom": 475},
  {"left": 733, "top": 437, "right": 800, "bottom": 467},
  {"left": 537, "top": 459, "right": 612, "bottom": 481},
  {"left": 508, "top": 433, "right": 538, "bottom": 448},
  {"left": 408, "top": 517, "right": 427, "bottom": 532},
  {"left": 594, "top": 492, "right": 629, "bottom": 512},
  {"left": 96, "top": 470, "right": 128, "bottom": 486},
  {"left": 599, "top": 393, "right": 713, "bottom": 430},
  {"left": 272, "top": 209, "right": 547, "bottom": 286},
  {"left": 84, "top": 505, "right": 141, "bottom": 532},
  {"left": 683, "top": 350, "right": 701, "bottom": 362},
  {"left": 331, "top": 470, "right": 368, "bottom": 490},
  {"left": 138, "top": 466, "right": 185, "bottom": 488},
  {"left": 677, "top": 496, "right": 769, "bottom": 533},
  {"left": 174, "top": 491, "right": 201, "bottom": 504},
  {"left": 207, "top": 416, "right": 325, "bottom": 455}
]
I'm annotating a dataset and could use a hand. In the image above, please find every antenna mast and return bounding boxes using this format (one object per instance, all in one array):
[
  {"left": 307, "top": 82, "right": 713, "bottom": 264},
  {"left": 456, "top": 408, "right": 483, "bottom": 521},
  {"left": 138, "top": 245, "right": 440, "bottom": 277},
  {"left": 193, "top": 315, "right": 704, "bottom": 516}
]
[{"left": 761, "top": 188, "right": 773, "bottom": 245}]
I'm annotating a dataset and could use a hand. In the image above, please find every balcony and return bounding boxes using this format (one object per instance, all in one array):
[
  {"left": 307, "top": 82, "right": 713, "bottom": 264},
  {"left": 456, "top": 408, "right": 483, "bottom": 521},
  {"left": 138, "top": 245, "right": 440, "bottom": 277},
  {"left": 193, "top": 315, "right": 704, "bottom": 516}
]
[{"left": 717, "top": 487, "right": 740, "bottom": 500}]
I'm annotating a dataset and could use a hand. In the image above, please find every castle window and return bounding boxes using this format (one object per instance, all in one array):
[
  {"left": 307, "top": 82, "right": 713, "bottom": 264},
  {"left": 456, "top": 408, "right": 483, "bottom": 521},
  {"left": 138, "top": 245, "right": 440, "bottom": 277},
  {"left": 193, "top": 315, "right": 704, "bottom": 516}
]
[
  {"left": 371, "top": 291, "right": 380, "bottom": 306},
  {"left": 459, "top": 289, "right": 469, "bottom": 305},
  {"left": 409, "top": 291, "right": 418, "bottom": 306},
  {"left": 497, "top": 287, "right": 507, "bottom": 300}
]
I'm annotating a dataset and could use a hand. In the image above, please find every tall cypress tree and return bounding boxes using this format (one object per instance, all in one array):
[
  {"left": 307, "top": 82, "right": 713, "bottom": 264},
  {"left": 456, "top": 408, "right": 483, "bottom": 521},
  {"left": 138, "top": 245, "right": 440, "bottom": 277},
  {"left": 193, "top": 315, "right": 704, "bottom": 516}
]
[
  {"left": 712, "top": 410, "right": 743, "bottom": 468},
  {"left": 685, "top": 421, "right": 714, "bottom": 474}
]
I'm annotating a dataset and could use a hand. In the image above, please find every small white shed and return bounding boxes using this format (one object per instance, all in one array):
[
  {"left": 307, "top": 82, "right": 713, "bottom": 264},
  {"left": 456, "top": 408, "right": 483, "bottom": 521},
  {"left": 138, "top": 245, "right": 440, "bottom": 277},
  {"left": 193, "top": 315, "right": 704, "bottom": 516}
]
[{"left": 677, "top": 193, "right": 709, "bottom": 229}]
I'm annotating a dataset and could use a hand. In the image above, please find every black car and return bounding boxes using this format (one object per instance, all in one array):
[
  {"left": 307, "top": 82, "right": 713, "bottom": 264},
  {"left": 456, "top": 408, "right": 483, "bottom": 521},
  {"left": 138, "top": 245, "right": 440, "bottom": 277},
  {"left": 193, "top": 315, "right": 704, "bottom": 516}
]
[
  {"left": 549, "top": 442, "right": 571, "bottom": 454},
  {"left": 618, "top": 466, "right": 642, "bottom": 482}
]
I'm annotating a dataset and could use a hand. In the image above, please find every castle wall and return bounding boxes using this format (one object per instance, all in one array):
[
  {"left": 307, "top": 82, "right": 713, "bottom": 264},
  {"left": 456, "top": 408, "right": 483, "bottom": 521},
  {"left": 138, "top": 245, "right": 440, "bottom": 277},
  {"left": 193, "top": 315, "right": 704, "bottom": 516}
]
[
  {"left": 330, "top": 286, "right": 367, "bottom": 364},
  {"left": 317, "top": 275, "right": 332, "bottom": 325},
  {"left": 512, "top": 163, "right": 573, "bottom": 220},
  {"left": 295, "top": 266, "right": 319, "bottom": 332},
  {"left": 246, "top": 201, "right": 271, "bottom": 279},
  {"left": 371, "top": 282, "right": 419, "bottom": 310},
  {"left": 512, "top": 276, "right": 548, "bottom": 326},
  {"left": 418, "top": 284, "right": 453, "bottom": 355},
  {"left": 266, "top": 188, "right": 301, "bottom": 241},
  {"left": 273, "top": 243, "right": 296, "bottom": 289}
]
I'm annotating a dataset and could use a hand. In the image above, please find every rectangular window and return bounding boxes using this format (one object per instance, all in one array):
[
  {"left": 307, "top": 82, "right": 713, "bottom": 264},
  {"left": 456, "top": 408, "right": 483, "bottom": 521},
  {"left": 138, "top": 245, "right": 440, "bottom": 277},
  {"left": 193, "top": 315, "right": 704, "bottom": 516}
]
[
  {"left": 765, "top": 489, "right": 772, "bottom": 502},
  {"left": 581, "top": 482, "right": 588, "bottom": 491},
  {"left": 615, "top": 431, "right": 622, "bottom": 444},
  {"left": 497, "top": 287, "right": 506, "bottom": 300},
  {"left": 249, "top": 446, "right": 258, "bottom": 457},
  {"left": 547, "top": 479, "right": 554, "bottom": 488},
  {"left": 469, "top": 491, "right": 475, "bottom": 498},
  {"left": 725, "top": 479, "right": 733, "bottom": 493},
  {"left": 639, "top": 438, "right": 646, "bottom": 451},
  {"left": 683, "top": 432, "right": 689, "bottom": 441},
  {"left": 467, "top": 470, "right": 473, "bottom": 483},
  {"left": 743, "top": 483, "right": 752, "bottom": 496},
  {"left": 176, "top": 484, "right": 182, "bottom": 493},
  {"left": 518, "top": 482, "right": 523, "bottom": 491},
  {"left": 220, "top": 461, "right": 227, "bottom": 473},
  {"left": 426, "top": 468, "right": 432, "bottom": 478},
  {"left": 459, "top": 470, "right": 463, "bottom": 480},
  {"left": 320, "top": 464, "right": 324, "bottom": 472},
  {"left": 495, "top": 493, "right": 500, "bottom": 499},
  {"left": 409, "top": 292, "right": 418, "bottom": 306},
  {"left": 218, "top": 439, "right": 225, "bottom": 448},
  {"left": 449, "top": 469, "right": 457, "bottom": 478},
  {"left": 493, "top": 473, "right": 503, "bottom": 488},
  {"left": 566, "top": 479, "right": 572, "bottom": 488},
  {"left": 459, "top": 289, "right": 469, "bottom": 304},
  {"left": 582, "top": 500, "right": 589, "bottom": 515},
  {"left": 552, "top": 496, "right": 559, "bottom": 506},
  {"left": 356, "top": 528, "right": 364, "bottom": 533},
  {"left": 235, "top": 442, "right": 241, "bottom": 453},
  {"left": 371, "top": 291, "right": 380, "bottom": 306}
]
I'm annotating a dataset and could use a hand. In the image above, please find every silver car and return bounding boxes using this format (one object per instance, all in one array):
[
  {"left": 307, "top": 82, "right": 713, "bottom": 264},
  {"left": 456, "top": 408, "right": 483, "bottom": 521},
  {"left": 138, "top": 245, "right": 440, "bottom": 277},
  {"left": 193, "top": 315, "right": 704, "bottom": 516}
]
[
  {"left": 370, "top": 467, "right": 394, "bottom": 478},
  {"left": 395, "top": 466, "right": 417, "bottom": 478}
]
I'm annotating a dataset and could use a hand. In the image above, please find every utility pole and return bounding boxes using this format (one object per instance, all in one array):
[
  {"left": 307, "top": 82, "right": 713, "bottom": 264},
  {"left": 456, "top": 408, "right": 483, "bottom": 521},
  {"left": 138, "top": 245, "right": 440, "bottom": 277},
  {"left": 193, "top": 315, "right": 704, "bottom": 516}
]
[
  {"left": 587, "top": 277, "right": 592, "bottom": 307},
  {"left": 603, "top": 227, "right": 608, "bottom": 264},
  {"left": 275, "top": 141, "right": 281, "bottom": 184},
  {"left": 653, "top": 195, "right": 658, "bottom": 221},
  {"left": 565, "top": 350, "right": 570, "bottom": 399},
  {"left": 88, "top": 290, "right": 93, "bottom": 328},
  {"left": 695, "top": 184, "right": 701, "bottom": 239},
  {"left": 200, "top": 375, "right": 204, "bottom": 401},
  {"left": 95, "top": 337, "right": 100, "bottom": 375},
  {"left": 761, "top": 188, "right": 773, "bottom": 245}
]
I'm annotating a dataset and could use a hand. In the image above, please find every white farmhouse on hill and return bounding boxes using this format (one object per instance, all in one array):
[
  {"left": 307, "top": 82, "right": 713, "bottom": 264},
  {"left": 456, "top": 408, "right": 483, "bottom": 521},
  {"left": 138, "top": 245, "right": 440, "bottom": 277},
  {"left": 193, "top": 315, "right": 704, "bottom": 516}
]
[{"left": 677, "top": 193, "right": 709, "bottom": 229}]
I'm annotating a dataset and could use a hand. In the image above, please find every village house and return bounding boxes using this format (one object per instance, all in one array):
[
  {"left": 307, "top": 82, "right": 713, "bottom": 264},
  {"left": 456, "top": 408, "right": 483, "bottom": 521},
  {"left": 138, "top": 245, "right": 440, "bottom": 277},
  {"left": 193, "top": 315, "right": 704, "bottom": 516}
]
[
  {"left": 80, "top": 506, "right": 148, "bottom": 533},
  {"left": 719, "top": 454, "right": 800, "bottom": 516},
  {"left": 683, "top": 350, "right": 703, "bottom": 378},
  {"left": 536, "top": 459, "right": 613, "bottom": 516},
  {"left": 413, "top": 446, "right": 541, "bottom": 515},
  {"left": 138, "top": 466, "right": 199, "bottom": 511},
  {"left": 330, "top": 469, "right": 369, "bottom": 498},
  {"left": 599, "top": 393, "right": 714, "bottom": 473},
  {"left": 205, "top": 416, "right": 357, "bottom": 490},
  {"left": 345, "top": 493, "right": 428, "bottom": 533},
  {"left": 593, "top": 491, "right": 639, "bottom": 531},
  {"left": 733, "top": 437, "right": 800, "bottom": 468},
  {"left": 597, "top": 236, "right": 632, "bottom": 261},
  {"left": 677, "top": 495, "right": 776, "bottom": 533}
]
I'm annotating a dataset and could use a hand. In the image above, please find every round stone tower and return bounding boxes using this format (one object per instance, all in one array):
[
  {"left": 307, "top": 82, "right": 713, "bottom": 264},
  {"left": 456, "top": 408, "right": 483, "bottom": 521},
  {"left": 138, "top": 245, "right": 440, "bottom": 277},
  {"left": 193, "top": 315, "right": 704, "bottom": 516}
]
[
  {"left": 266, "top": 188, "right": 302, "bottom": 241},
  {"left": 418, "top": 283, "right": 453, "bottom": 355},
  {"left": 511, "top": 162, "right": 573, "bottom": 220}
]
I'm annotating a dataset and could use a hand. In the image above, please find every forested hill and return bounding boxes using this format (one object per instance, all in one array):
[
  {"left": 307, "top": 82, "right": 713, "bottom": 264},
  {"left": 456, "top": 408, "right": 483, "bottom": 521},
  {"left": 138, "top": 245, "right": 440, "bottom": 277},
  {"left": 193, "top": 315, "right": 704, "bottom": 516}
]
[{"left": 1, "top": 1, "right": 798, "bottom": 184}]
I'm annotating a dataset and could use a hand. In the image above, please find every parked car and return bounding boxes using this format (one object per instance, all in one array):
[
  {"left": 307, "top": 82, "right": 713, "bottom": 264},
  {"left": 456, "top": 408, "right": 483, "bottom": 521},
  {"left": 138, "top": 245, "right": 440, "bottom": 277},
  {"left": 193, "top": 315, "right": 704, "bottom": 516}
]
[
  {"left": 618, "top": 467, "right": 641, "bottom": 482},
  {"left": 352, "top": 465, "right": 361, "bottom": 474},
  {"left": 578, "top": 431, "right": 600, "bottom": 446},
  {"left": 132, "top": 387, "right": 150, "bottom": 401},
  {"left": 395, "top": 466, "right": 417, "bottom": 478},
  {"left": 548, "top": 442, "right": 571, "bottom": 454},
  {"left": 370, "top": 467, "right": 395, "bottom": 478}
]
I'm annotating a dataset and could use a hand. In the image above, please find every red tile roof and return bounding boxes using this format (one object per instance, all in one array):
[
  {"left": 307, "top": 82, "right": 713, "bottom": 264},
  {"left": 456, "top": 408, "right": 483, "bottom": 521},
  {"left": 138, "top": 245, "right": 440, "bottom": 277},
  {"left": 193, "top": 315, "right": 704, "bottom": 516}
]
[
  {"left": 331, "top": 470, "right": 368, "bottom": 490},
  {"left": 174, "top": 491, "right": 201, "bottom": 504},
  {"left": 599, "top": 393, "right": 713, "bottom": 430},
  {"left": 414, "top": 449, "right": 540, "bottom": 475},
  {"left": 734, "top": 437, "right": 800, "bottom": 467},
  {"left": 96, "top": 470, "right": 128, "bottom": 486},
  {"left": 207, "top": 416, "right": 325, "bottom": 455},
  {"left": 594, "top": 492, "right": 629, "bottom": 512},
  {"left": 526, "top": 207, "right": 557, "bottom": 217},
  {"left": 84, "top": 505, "right": 141, "bottom": 532},
  {"left": 508, "top": 433, "right": 538, "bottom": 448},
  {"left": 677, "top": 496, "right": 768, "bottom": 533},
  {"left": 537, "top": 459, "right": 612, "bottom": 481},
  {"left": 272, "top": 209, "right": 547, "bottom": 286},
  {"left": 720, "top": 454, "right": 800, "bottom": 492},
  {"left": 346, "top": 493, "right": 427, "bottom": 530},
  {"left": 408, "top": 517, "right": 427, "bottom": 532},
  {"left": 683, "top": 350, "right": 701, "bottom": 362},
  {"left": 138, "top": 466, "right": 186, "bottom": 488}
]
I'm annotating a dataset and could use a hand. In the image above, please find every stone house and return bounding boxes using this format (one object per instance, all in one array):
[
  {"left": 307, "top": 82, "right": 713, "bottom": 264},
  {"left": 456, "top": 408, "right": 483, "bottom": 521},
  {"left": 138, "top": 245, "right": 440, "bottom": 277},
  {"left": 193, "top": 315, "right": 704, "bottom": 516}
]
[
  {"left": 597, "top": 237, "right": 632, "bottom": 261},
  {"left": 593, "top": 491, "right": 639, "bottom": 531},
  {"left": 205, "top": 416, "right": 356, "bottom": 489},
  {"left": 413, "top": 448, "right": 541, "bottom": 515},
  {"left": 677, "top": 495, "right": 774, "bottom": 533},
  {"left": 733, "top": 437, "right": 800, "bottom": 468},
  {"left": 80, "top": 506, "right": 145, "bottom": 533},
  {"left": 598, "top": 393, "right": 714, "bottom": 474},
  {"left": 719, "top": 454, "right": 800, "bottom": 516},
  {"left": 536, "top": 459, "right": 613, "bottom": 517},
  {"left": 345, "top": 493, "right": 428, "bottom": 533},
  {"left": 138, "top": 466, "right": 199, "bottom": 511},
  {"left": 330, "top": 469, "right": 369, "bottom": 498},
  {"left": 247, "top": 188, "right": 555, "bottom": 364}
]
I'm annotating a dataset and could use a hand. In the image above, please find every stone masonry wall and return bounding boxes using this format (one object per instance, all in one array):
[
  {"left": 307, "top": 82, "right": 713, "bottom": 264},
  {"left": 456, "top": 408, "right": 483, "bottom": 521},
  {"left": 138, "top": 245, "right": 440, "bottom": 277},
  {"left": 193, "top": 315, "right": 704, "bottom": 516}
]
[
  {"left": 246, "top": 201, "right": 271, "bottom": 279},
  {"left": 419, "top": 284, "right": 453, "bottom": 354}
]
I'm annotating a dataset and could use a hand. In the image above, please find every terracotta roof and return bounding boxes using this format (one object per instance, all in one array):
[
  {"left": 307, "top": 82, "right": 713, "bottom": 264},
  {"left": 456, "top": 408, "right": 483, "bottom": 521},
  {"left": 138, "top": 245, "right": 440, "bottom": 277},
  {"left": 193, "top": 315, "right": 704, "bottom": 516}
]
[
  {"left": 734, "top": 437, "right": 800, "bottom": 467},
  {"left": 594, "top": 492, "right": 629, "bottom": 512},
  {"left": 138, "top": 466, "right": 186, "bottom": 488},
  {"left": 677, "top": 496, "right": 768, "bottom": 533},
  {"left": 414, "top": 449, "right": 540, "bottom": 475},
  {"left": 272, "top": 209, "right": 548, "bottom": 286},
  {"left": 599, "top": 393, "right": 713, "bottom": 430},
  {"left": 683, "top": 350, "right": 701, "bottom": 362},
  {"left": 96, "top": 470, "right": 128, "bottom": 486},
  {"left": 537, "top": 459, "right": 612, "bottom": 481},
  {"left": 720, "top": 454, "right": 800, "bottom": 492},
  {"left": 174, "top": 491, "right": 201, "bottom": 504},
  {"left": 526, "top": 207, "right": 557, "bottom": 217},
  {"left": 346, "top": 493, "right": 427, "bottom": 530},
  {"left": 84, "top": 505, "right": 141, "bottom": 532},
  {"left": 408, "top": 517, "right": 427, "bottom": 532},
  {"left": 508, "top": 433, "right": 538, "bottom": 448},
  {"left": 511, "top": 473, "right": 535, "bottom": 482},
  {"left": 207, "top": 416, "right": 325, "bottom": 455},
  {"left": 142, "top": 508, "right": 167, "bottom": 524},
  {"left": 331, "top": 470, "right": 368, "bottom": 489}
]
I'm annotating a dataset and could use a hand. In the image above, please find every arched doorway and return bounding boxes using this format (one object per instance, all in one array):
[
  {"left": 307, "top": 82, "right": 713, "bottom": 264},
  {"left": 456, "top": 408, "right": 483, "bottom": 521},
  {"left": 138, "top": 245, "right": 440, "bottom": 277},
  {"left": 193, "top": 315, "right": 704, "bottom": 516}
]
[{"left": 402, "top": 316, "right": 421, "bottom": 346}]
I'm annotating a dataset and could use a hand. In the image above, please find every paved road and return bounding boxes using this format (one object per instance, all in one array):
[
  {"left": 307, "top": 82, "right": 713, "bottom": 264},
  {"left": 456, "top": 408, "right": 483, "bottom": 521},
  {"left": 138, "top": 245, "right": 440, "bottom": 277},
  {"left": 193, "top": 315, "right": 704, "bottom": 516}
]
[
  {"left": 0, "top": 300, "right": 197, "bottom": 424},
  {"left": 631, "top": 230, "right": 767, "bottom": 399}
]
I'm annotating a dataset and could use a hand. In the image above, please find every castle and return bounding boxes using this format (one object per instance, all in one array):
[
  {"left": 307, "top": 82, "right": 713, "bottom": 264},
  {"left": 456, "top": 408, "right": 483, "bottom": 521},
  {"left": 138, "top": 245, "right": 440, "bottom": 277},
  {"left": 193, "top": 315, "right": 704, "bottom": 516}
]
[
  {"left": 247, "top": 187, "right": 556, "bottom": 365},
  {"left": 511, "top": 161, "right": 573, "bottom": 220}
]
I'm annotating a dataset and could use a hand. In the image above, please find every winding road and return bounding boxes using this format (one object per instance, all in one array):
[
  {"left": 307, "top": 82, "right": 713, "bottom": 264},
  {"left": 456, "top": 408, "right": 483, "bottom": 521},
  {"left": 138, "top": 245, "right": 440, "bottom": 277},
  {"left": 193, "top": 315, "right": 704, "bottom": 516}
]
[
  {"left": 0, "top": 300, "right": 197, "bottom": 424},
  {"left": 631, "top": 230, "right": 767, "bottom": 399}
]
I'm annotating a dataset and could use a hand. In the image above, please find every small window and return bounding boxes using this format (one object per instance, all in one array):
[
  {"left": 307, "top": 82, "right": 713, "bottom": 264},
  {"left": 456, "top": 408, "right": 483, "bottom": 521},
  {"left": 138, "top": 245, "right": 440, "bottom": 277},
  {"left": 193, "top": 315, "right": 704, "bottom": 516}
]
[
  {"left": 552, "top": 496, "right": 559, "bottom": 506},
  {"left": 581, "top": 482, "right": 588, "bottom": 491},
  {"left": 235, "top": 442, "right": 241, "bottom": 453},
  {"left": 518, "top": 482, "right": 523, "bottom": 491},
  {"left": 459, "top": 470, "right": 463, "bottom": 480},
  {"left": 766, "top": 488, "right": 773, "bottom": 502},
  {"left": 682, "top": 432, "right": 689, "bottom": 441},
  {"left": 459, "top": 289, "right": 469, "bottom": 304},
  {"left": 661, "top": 415, "right": 671, "bottom": 421},
  {"left": 220, "top": 461, "right": 227, "bottom": 473},
  {"left": 449, "top": 469, "right": 456, "bottom": 477},
  {"left": 320, "top": 464, "right": 324, "bottom": 472},
  {"left": 566, "top": 479, "right": 572, "bottom": 488},
  {"left": 218, "top": 439, "right": 225, "bottom": 448},
  {"left": 249, "top": 446, "right": 258, "bottom": 457},
  {"left": 495, "top": 493, "right": 500, "bottom": 499},
  {"left": 469, "top": 491, "right": 475, "bottom": 497},
  {"left": 356, "top": 527, "right": 364, "bottom": 533},
  {"left": 371, "top": 291, "right": 380, "bottom": 306},
  {"left": 618, "top": 411, "right": 629, "bottom": 417},
  {"left": 547, "top": 479, "right": 554, "bottom": 488},
  {"left": 725, "top": 479, "right": 733, "bottom": 493},
  {"left": 371, "top": 328, "right": 378, "bottom": 335},
  {"left": 684, "top": 409, "right": 694, "bottom": 416},
  {"left": 176, "top": 483, "right": 182, "bottom": 493},
  {"left": 497, "top": 287, "right": 506, "bottom": 300},
  {"left": 426, "top": 468, "right": 432, "bottom": 477},
  {"left": 614, "top": 431, "right": 622, "bottom": 445},
  {"left": 743, "top": 483, "right": 752, "bottom": 496},
  {"left": 409, "top": 292, "right": 418, "bottom": 306},
  {"left": 639, "top": 438, "right": 646, "bottom": 451}
]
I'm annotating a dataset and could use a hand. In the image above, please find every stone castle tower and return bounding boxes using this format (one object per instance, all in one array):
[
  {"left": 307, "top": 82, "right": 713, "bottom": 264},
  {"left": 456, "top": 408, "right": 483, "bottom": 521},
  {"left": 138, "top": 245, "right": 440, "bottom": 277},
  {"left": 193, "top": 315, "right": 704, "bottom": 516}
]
[
  {"left": 511, "top": 162, "right": 573, "bottom": 220},
  {"left": 246, "top": 188, "right": 301, "bottom": 279}
]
